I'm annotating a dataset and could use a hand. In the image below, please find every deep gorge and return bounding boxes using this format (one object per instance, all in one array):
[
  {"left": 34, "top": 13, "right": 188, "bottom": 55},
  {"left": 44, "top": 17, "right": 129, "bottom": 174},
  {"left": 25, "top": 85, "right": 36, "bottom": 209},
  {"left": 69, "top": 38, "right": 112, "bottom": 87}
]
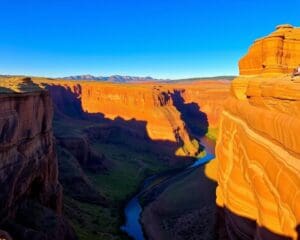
[{"left": 0, "top": 77, "right": 230, "bottom": 240}]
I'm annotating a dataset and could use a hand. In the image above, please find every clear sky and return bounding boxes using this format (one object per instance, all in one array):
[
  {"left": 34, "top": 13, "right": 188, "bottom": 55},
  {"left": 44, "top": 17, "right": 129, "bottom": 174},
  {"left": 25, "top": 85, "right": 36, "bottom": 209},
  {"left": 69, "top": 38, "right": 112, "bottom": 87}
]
[{"left": 1, "top": 0, "right": 300, "bottom": 79}]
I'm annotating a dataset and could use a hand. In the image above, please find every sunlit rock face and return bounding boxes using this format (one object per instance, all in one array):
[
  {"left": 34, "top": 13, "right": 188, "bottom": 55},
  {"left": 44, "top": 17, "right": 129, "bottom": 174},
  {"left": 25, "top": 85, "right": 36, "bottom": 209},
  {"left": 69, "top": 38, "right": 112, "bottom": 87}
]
[
  {"left": 45, "top": 80, "right": 230, "bottom": 157},
  {"left": 239, "top": 24, "right": 300, "bottom": 75},
  {"left": 176, "top": 81, "right": 230, "bottom": 128},
  {"left": 216, "top": 25, "right": 300, "bottom": 239},
  {"left": 80, "top": 83, "right": 180, "bottom": 142}
]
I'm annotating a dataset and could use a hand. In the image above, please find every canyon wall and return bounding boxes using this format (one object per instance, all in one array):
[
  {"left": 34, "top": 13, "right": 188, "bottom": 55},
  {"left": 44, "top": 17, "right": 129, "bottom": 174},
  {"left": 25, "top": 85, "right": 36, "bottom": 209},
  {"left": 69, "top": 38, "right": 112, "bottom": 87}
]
[
  {"left": 0, "top": 78, "right": 76, "bottom": 240},
  {"left": 43, "top": 80, "right": 230, "bottom": 157},
  {"left": 216, "top": 25, "right": 300, "bottom": 239},
  {"left": 172, "top": 81, "right": 230, "bottom": 128},
  {"left": 41, "top": 78, "right": 229, "bottom": 239}
]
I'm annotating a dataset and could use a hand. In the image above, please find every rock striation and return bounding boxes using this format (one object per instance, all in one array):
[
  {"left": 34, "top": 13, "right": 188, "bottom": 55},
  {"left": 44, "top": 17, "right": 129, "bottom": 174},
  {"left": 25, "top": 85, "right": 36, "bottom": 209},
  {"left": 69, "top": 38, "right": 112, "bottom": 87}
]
[
  {"left": 239, "top": 24, "right": 300, "bottom": 75},
  {"left": 42, "top": 80, "right": 230, "bottom": 158},
  {"left": 0, "top": 78, "right": 76, "bottom": 240},
  {"left": 216, "top": 25, "right": 300, "bottom": 239}
]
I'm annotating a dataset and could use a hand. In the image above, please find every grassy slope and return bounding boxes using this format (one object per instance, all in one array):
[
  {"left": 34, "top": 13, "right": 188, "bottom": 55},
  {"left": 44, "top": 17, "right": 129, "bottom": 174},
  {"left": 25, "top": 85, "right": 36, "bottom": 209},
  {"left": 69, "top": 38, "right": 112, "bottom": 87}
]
[{"left": 88, "top": 143, "right": 169, "bottom": 202}]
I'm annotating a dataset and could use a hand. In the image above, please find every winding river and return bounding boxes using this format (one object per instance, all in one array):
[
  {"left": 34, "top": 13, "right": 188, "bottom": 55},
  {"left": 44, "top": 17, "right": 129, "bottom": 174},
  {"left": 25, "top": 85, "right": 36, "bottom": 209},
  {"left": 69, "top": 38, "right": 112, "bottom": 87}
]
[{"left": 120, "top": 137, "right": 215, "bottom": 240}]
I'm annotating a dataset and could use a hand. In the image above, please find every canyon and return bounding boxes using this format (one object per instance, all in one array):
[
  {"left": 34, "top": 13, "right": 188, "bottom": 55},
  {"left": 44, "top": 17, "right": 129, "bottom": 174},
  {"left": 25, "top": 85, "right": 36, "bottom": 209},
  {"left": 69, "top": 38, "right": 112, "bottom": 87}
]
[
  {"left": 0, "top": 76, "right": 230, "bottom": 239},
  {"left": 43, "top": 79, "right": 229, "bottom": 157},
  {"left": 216, "top": 25, "right": 300, "bottom": 239},
  {"left": 1, "top": 24, "right": 299, "bottom": 240}
]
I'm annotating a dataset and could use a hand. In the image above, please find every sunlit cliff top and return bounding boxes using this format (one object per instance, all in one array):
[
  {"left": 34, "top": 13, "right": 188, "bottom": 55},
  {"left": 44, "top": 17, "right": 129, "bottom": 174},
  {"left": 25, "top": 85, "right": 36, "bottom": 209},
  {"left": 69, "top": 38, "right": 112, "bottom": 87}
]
[
  {"left": 239, "top": 24, "right": 300, "bottom": 75},
  {"left": 0, "top": 77, "right": 44, "bottom": 93}
]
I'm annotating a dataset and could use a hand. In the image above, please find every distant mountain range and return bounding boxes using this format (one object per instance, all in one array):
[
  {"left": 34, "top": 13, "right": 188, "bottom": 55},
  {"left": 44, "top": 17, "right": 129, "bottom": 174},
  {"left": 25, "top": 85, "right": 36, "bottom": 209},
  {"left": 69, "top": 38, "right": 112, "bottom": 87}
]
[
  {"left": 1, "top": 74, "right": 235, "bottom": 83},
  {"left": 62, "top": 74, "right": 235, "bottom": 82},
  {"left": 62, "top": 75, "right": 160, "bottom": 82}
]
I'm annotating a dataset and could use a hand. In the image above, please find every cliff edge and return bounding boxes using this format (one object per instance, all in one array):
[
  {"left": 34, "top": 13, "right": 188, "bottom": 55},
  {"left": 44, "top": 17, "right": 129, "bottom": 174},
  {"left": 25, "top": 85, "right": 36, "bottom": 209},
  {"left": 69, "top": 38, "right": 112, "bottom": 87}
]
[
  {"left": 239, "top": 24, "right": 300, "bottom": 75},
  {"left": 0, "top": 78, "right": 76, "bottom": 240},
  {"left": 216, "top": 25, "right": 300, "bottom": 239},
  {"left": 41, "top": 80, "right": 229, "bottom": 158}
]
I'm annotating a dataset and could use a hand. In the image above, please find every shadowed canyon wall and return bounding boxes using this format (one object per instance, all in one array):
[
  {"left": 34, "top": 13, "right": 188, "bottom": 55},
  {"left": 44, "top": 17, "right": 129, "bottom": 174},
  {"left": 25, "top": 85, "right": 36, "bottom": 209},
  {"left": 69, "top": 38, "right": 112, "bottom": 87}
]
[
  {"left": 43, "top": 78, "right": 230, "bottom": 239},
  {"left": 0, "top": 78, "right": 76, "bottom": 240},
  {"left": 44, "top": 80, "right": 230, "bottom": 157},
  {"left": 216, "top": 25, "right": 300, "bottom": 239},
  {"left": 0, "top": 76, "right": 230, "bottom": 240},
  {"left": 173, "top": 81, "right": 229, "bottom": 129}
]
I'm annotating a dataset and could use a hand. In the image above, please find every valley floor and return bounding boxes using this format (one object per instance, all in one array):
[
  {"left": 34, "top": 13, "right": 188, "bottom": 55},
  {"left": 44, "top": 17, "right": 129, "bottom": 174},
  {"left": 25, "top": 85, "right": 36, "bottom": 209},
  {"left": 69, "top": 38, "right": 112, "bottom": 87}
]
[{"left": 139, "top": 138, "right": 225, "bottom": 240}]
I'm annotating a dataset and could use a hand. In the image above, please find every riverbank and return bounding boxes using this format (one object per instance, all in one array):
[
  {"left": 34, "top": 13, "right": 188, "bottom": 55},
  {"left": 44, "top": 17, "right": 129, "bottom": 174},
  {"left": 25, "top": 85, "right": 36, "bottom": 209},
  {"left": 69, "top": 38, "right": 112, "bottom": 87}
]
[
  {"left": 121, "top": 137, "right": 218, "bottom": 240},
  {"left": 120, "top": 161, "right": 195, "bottom": 240},
  {"left": 140, "top": 162, "right": 218, "bottom": 240}
]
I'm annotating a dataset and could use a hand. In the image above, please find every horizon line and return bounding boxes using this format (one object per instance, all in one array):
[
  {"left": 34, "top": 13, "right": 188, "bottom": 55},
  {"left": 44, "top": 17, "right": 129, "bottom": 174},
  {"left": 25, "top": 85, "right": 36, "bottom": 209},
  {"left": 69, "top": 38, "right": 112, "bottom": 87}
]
[{"left": 0, "top": 72, "right": 237, "bottom": 81}]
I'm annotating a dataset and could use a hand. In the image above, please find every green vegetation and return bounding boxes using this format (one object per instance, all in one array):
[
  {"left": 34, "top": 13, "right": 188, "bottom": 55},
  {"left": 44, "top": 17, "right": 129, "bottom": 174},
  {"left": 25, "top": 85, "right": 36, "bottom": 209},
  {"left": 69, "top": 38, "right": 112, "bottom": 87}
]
[
  {"left": 88, "top": 143, "right": 169, "bottom": 202},
  {"left": 53, "top": 107, "right": 203, "bottom": 240},
  {"left": 58, "top": 132, "right": 171, "bottom": 240},
  {"left": 64, "top": 197, "right": 127, "bottom": 240},
  {"left": 206, "top": 127, "right": 219, "bottom": 141}
]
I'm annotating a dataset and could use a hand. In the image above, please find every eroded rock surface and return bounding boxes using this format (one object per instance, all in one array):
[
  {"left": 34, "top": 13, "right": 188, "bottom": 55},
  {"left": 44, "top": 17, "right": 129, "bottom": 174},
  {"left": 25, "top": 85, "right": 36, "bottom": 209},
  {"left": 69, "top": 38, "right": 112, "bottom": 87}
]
[
  {"left": 216, "top": 25, "right": 300, "bottom": 239},
  {"left": 43, "top": 80, "right": 230, "bottom": 158},
  {"left": 239, "top": 24, "right": 300, "bottom": 75},
  {"left": 0, "top": 78, "right": 76, "bottom": 240}
]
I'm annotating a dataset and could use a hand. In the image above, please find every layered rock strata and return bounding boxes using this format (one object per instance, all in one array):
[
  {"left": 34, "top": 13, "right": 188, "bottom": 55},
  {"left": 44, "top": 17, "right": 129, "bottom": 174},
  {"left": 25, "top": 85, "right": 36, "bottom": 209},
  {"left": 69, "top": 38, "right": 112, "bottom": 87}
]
[
  {"left": 239, "top": 24, "right": 300, "bottom": 75},
  {"left": 0, "top": 78, "right": 76, "bottom": 240},
  {"left": 43, "top": 80, "right": 230, "bottom": 157},
  {"left": 216, "top": 25, "right": 300, "bottom": 239}
]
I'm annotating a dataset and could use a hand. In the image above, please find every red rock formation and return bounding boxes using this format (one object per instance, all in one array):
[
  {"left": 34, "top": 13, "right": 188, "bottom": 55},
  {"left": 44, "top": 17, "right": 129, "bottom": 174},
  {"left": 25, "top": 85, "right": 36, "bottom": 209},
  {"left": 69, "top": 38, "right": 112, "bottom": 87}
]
[
  {"left": 239, "top": 24, "right": 300, "bottom": 75},
  {"left": 216, "top": 25, "right": 300, "bottom": 239},
  {"left": 0, "top": 78, "right": 76, "bottom": 240},
  {"left": 80, "top": 83, "right": 180, "bottom": 142},
  {"left": 43, "top": 80, "right": 230, "bottom": 157},
  {"left": 171, "top": 81, "right": 230, "bottom": 128}
]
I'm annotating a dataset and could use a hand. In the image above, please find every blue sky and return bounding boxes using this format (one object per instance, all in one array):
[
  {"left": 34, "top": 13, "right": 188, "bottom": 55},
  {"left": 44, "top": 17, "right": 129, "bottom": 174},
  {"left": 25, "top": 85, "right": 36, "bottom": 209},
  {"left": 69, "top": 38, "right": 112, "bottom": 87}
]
[{"left": 1, "top": 0, "right": 300, "bottom": 79}]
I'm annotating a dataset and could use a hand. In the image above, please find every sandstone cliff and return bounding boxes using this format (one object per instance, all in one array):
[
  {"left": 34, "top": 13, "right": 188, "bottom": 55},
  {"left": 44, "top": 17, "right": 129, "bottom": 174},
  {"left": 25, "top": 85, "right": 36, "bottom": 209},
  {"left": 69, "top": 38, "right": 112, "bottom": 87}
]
[
  {"left": 0, "top": 78, "right": 76, "bottom": 240},
  {"left": 170, "top": 81, "right": 230, "bottom": 129},
  {"left": 216, "top": 25, "right": 300, "bottom": 239},
  {"left": 239, "top": 24, "right": 300, "bottom": 75},
  {"left": 41, "top": 80, "right": 229, "bottom": 158}
]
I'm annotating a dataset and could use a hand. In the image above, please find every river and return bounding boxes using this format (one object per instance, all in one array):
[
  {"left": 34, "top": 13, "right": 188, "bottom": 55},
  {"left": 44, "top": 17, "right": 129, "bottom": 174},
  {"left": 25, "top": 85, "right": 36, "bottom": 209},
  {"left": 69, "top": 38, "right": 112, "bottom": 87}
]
[{"left": 120, "top": 137, "right": 215, "bottom": 240}]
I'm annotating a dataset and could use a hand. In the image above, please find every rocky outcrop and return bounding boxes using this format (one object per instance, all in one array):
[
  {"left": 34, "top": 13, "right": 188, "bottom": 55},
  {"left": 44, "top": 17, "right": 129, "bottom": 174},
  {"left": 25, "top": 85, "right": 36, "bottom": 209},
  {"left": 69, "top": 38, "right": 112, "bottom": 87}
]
[
  {"left": 239, "top": 24, "right": 300, "bottom": 75},
  {"left": 216, "top": 25, "right": 300, "bottom": 239},
  {"left": 0, "top": 78, "right": 76, "bottom": 240}
]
